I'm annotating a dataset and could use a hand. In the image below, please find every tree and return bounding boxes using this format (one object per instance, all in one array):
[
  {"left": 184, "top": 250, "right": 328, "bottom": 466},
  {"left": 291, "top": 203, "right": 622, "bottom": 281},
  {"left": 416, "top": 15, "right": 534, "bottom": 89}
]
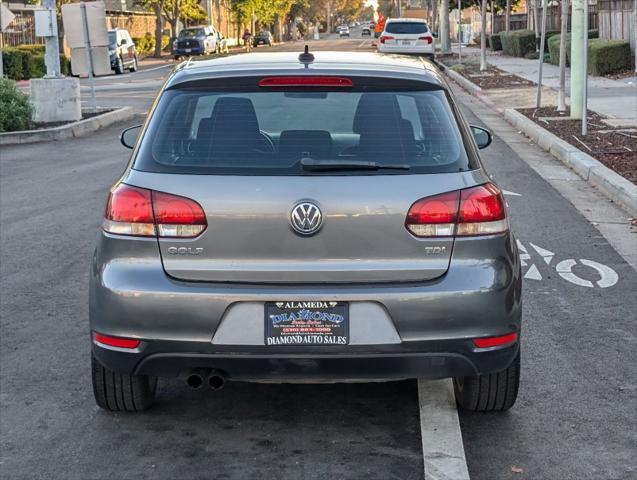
[
  {"left": 505, "top": 0, "right": 510, "bottom": 31},
  {"left": 480, "top": 0, "right": 487, "bottom": 70},
  {"left": 557, "top": 0, "right": 568, "bottom": 111},
  {"left": 163, "top": 0, "right": 207, "bottom": 38},
  {"left": 440, "top": 0, "right": 451, "bottom": 52}
]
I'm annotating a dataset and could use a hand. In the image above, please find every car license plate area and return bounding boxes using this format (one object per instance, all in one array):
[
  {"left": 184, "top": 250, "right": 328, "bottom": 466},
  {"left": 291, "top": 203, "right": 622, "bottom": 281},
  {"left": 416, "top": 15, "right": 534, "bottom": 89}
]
[
  {"left": 265, "top": 301, "right": 349, "bottom": 346},
  {"left": 185, "top": 48, "right": 192, "bottom": 53},
  {"left": 402, "top": 40, "right": 412, "bottom": 45}
]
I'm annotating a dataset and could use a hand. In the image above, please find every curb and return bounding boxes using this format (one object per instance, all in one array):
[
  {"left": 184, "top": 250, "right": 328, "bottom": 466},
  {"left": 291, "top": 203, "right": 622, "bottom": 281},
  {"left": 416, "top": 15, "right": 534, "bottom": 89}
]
[
  {"left": 504, "top": 109, "right": 636, "bottom": 216},
  {"left": 0, "top": 107, "right": 135, "bottom": 146},
  {"left": 441, "top": 65, "right": 483, "bottom": 95},
  {"left": 441, "top": 67, "right": 637, "bottom": 217}
]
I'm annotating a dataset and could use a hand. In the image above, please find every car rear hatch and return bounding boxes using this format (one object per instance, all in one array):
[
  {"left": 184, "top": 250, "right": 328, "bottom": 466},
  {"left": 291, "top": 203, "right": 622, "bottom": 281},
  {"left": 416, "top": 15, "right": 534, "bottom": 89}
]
[
  {"left": 127, "top": 73, "right": 480, "bottom": 284},
  {"left": 381, "top": 22, "right": 432, "bottom": 47}
]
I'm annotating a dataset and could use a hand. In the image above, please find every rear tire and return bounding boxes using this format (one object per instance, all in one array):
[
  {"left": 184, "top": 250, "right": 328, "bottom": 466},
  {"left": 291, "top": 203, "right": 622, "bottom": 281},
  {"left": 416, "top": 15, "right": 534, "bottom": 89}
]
[
  {"left": 91, "top": 353, "right": 157, "bottom": 412},
  {"left": 453, "top": 350, "right": 520, "bottom": 412},
  {"left": 128, "top": 56, "right": 138, "bottom": 72}
]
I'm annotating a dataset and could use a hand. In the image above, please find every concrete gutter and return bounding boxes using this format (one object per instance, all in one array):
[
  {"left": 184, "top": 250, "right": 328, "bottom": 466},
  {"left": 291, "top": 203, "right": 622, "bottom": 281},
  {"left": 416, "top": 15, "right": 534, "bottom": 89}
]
[
  {"left": 440, "top": 67, "right": 637, "bottom": 217},
  {"left": 0, "top": 107, "right": 134, "bottom": 146},
  {"left": 504, "top": 109, "right": 637, "bottom": 216}
]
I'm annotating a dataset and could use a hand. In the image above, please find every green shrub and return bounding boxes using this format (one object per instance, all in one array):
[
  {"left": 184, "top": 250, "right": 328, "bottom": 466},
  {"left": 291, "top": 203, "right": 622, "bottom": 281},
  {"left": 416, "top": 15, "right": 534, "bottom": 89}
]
[
  {"left": 16, "top": 44, "right": 46, "bottom": 54},
  {"left": 543, "top": 31, "right": 560, "bottom": 52},
  {"left": 2, "top": 47, "right": 70, "bottom": 80},
  {"left": 500, "top": 30, "right": 536, "bottom": 57},
  {"left": 524, "top": 51, "right": 539, "bottom": 59},
  {"left": 547, "top": 34, "right": 563, "bottom": 65},
  {"left": 490, "top": 33, "right": 502, "bottom": 51},
  {"left": 0, "top": 78, "right": 32, "bottom": 132},
  {"left": 588, "top": 39, "right": 631, "bottom": 75},
  {"left": 134, "top": 33, "right": 171, "bottom": 55}
]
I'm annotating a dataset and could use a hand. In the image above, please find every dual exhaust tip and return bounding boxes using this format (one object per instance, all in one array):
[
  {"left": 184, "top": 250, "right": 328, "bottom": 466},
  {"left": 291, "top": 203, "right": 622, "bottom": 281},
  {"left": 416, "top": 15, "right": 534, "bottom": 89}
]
[{"left": 186, "top": 369, "right": 225, "bottom": 391}]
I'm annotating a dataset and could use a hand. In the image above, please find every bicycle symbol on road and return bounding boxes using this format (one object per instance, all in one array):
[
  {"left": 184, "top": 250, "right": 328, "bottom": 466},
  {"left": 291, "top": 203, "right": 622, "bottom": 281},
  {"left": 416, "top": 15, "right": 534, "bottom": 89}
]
[{"left": 517, "top": 240, "right": 619, "bottom": 288}]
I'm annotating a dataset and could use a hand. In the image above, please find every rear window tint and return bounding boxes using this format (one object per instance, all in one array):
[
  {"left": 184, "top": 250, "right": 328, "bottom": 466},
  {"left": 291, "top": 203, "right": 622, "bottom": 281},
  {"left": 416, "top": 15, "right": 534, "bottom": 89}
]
[
  {"left": 385, "top": 22, "right": 428, "bottom": 34},
  {"left": 133, "top": 87, "right": 473, "bottom": 175}
]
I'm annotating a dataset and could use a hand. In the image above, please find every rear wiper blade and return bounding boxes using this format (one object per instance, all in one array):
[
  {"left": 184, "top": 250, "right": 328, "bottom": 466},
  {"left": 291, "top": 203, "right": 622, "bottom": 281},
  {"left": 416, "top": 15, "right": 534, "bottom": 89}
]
[{"left": 300, "top": 158, "right": 410, "bottom": 171}]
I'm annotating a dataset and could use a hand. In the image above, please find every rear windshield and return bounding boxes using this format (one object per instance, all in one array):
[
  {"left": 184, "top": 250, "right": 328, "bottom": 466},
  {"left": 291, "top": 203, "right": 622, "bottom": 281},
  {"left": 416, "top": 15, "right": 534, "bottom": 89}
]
[
  {"left": 385, "top": 22, "right": 428, "bottom": 34},
  {"left": 179, "top": 28, "right": 204, "bottom": 38},
  {"left": 133, "top": 85, "right": 473, "bottom": 175}
]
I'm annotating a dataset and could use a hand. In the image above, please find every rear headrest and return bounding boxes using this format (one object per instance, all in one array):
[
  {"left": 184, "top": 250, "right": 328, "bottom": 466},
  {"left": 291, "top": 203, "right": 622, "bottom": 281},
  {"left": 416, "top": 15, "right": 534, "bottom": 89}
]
[
  {"left": 279, "top": 130, "right": 332, "bottom": 159},
  {"left": 352, "top": 94, "right": 401, "bottom": 134}
]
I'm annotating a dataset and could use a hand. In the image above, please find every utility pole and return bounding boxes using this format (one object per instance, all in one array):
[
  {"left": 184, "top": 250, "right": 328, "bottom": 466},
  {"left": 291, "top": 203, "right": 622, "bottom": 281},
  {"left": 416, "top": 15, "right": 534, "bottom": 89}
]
[
  {"left": 327, "top": 0, "right": 331, "bottom": 34},
  {"left": 570, "top": 0, "right": 585, "bottom": 118},
  {"left": 42, "top": 0, "right": 61, "bottom": 77},
  {"left": 397, "top": 0, "right": 402, "bottom": 17}
]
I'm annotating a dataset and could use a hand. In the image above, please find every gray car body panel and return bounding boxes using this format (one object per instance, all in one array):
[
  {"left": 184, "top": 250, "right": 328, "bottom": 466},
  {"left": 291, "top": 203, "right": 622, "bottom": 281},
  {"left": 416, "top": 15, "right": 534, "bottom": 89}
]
[{"left": 90, "top": 52, "right": 522, "bottom": 380}]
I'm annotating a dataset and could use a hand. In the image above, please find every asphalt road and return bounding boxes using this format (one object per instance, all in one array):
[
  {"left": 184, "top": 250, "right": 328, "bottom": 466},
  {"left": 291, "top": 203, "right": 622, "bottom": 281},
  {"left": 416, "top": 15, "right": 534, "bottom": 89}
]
[{"left": 2, "top": 37, "right": 636, "bottom": 480}]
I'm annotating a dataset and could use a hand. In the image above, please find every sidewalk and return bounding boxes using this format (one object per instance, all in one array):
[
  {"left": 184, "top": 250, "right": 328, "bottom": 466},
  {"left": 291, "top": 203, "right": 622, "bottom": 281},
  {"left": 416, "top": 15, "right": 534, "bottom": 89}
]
[{"left": 457, "top": 46, "right": 637, "bottom": 126}]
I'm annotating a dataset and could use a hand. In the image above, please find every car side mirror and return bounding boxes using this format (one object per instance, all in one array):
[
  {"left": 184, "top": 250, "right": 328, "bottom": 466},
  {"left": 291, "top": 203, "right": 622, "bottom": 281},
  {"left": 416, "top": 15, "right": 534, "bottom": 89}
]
[
  {"left": 120, "top": 125, "right": 142, "bottom": 149},
  {"left": 470, "top": 125, "right": 492, "bottom": 149},
  {"left": 432, "top": 32, "right": 439, "bottom": 38}
]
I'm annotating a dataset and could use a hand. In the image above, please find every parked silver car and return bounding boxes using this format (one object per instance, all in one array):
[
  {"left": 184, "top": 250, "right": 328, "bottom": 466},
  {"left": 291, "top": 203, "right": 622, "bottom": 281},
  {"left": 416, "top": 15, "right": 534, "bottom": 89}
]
[{"left": 90, "top": 49, "right": 522, "bottom": 412}]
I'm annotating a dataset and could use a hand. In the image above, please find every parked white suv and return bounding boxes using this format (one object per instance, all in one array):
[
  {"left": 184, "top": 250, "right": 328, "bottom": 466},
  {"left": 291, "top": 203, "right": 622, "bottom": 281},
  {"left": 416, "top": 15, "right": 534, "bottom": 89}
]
[{"left": 377, "top": 18, "right": 434, "bottom": 58}]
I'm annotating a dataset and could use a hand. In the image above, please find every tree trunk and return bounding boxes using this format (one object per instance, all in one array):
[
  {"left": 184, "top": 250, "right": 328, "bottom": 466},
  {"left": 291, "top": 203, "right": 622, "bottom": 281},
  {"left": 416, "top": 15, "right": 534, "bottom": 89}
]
[
  {"left": 505, "top": 0, "right": 510, "bottom": 32},
  {"left": 431, "top": 0, "right": 438, "bottom": 33},
  {"left": 154, "top": 2, "right": 164, "bottom": 58},
  {"left": 490, "top": 0, "right": 494, "bottom": 35},
  {"left": 480, "top": 0, "right": 488, "bottom": 71},
  {"left": 533, "top": 0, "right": 540, "bottom": 41},
  {"left": 557, "top": 0, "right": 568, "bottom": 111},
  {"left": 440, "top": 0, "right": 451, "bottom": 52}
]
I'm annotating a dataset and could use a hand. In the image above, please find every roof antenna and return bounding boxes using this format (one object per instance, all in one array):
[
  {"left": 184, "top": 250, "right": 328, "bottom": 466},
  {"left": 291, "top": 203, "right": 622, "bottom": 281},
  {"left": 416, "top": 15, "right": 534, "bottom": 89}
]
[{"left": 299, "top": 45, "right": 314, "bottom": 66}]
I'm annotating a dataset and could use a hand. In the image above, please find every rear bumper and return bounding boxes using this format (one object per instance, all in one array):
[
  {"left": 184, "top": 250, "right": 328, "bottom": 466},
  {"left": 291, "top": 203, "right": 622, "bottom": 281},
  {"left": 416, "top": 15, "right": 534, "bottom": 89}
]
[
  {"left": 93, "top": 339, "right": 519, "bottom": 380},
  {"left": 378, "top": 44, "right": 434, "bottom": 55},
  {"left": 90, "top": 232, "right": 522, "bottom": 380}
]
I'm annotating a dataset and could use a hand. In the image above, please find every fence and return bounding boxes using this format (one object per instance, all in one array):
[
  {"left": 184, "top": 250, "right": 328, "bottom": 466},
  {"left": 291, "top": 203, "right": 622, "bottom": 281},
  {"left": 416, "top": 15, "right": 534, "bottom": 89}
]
[
  {"left": 494, "top": 5, "right": 598, "bottom": 34},
  {"left": 0, "top": 11, "right": 44, "bottom": 48},
  {"left": 598, "top": 0, "right": 635, "bottom": 50}
]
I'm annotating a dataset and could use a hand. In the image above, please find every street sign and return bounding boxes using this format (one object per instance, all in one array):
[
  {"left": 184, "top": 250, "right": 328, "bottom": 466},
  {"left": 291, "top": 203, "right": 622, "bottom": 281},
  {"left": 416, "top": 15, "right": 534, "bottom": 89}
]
[
  {"left": 62, "top": 1, "right": 109, "bottom": 49},
  {"left": 1, "top": 3, "right": 16, "bottom": 32},
  {"left": 61, "top": 1, "right": 110, "bottom": 77}
]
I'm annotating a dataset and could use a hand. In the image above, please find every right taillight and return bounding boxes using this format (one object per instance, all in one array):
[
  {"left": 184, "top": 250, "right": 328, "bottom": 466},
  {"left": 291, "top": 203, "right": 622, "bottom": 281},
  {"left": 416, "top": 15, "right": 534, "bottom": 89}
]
[
  {"left": 103, "top": 183, "right": 207, "bottom": 238},
  {"left": 406, "top": 183, "right": 507, "bottom": 237}
]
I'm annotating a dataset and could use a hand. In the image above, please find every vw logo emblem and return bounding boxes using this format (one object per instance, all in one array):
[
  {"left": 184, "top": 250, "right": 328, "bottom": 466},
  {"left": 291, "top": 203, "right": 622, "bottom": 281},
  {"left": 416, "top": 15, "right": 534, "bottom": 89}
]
[{"left": 290, "top": 202, "right": 323, "bottom": 236}]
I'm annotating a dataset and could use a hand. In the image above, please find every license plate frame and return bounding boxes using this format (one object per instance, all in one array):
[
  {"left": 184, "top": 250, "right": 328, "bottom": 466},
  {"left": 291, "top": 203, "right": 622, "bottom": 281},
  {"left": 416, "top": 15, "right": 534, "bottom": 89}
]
[
  {"left": 264, "top": 301, "right": 349, "bottom": 346},
  {"left": 402, "top": 40, "right": 411, "bottom": 45},
  {"left": 185, "top": 48, "right": 192, "bottom": 53}
]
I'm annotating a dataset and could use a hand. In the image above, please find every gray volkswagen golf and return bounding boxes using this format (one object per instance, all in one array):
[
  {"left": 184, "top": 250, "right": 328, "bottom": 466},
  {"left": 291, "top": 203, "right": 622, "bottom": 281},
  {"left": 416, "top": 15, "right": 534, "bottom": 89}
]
[{"left": 90, "top": 49, "right": 522, "bottom": 412}]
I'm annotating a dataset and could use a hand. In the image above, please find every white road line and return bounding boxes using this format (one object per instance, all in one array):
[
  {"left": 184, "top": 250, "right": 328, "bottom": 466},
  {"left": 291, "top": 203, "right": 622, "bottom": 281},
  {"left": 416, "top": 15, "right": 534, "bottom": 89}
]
[{"left": 418, "top": 379, "right": 470, "bottom": 480}]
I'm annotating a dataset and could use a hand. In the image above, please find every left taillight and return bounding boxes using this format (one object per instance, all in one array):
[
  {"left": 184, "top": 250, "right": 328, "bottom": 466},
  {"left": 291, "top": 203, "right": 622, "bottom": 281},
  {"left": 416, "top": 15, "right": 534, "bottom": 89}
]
[
  {"left": 405, "top": 183, "right": 508, "bottom": 238},
  {"left": 103, "top": 183, "right": 207, "bottom": 238}
]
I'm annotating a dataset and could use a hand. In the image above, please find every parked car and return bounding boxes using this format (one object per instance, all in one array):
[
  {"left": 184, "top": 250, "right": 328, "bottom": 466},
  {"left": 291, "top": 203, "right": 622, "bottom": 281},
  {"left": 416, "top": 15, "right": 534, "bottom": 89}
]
[
  {"left": 108, "top": 29, "right": 137, "bottom": 74},
  {"left": 362, "top": 27, "right": 371, "bottom": 36},
  {"left": 253, "top": 31, "right": 273, "bottom": 47},
  {"left": 337, "top": 25, "right": 350, "bottom": 37},
  {"left": 377, "top": 18, "right": 435, "bottom": 58},
  {"left": 172, "top": 26, "right": 219, "bottom": 59},
  {"left": 91, "top": 49, "right": 521, "bottom": 413}
]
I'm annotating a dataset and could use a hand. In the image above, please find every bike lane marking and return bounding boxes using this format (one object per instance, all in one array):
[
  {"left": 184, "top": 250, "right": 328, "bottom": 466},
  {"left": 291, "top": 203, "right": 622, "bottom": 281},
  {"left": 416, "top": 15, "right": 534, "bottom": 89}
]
[{"left": 418, "top": 379, "right": 470, "bottom": 480}]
